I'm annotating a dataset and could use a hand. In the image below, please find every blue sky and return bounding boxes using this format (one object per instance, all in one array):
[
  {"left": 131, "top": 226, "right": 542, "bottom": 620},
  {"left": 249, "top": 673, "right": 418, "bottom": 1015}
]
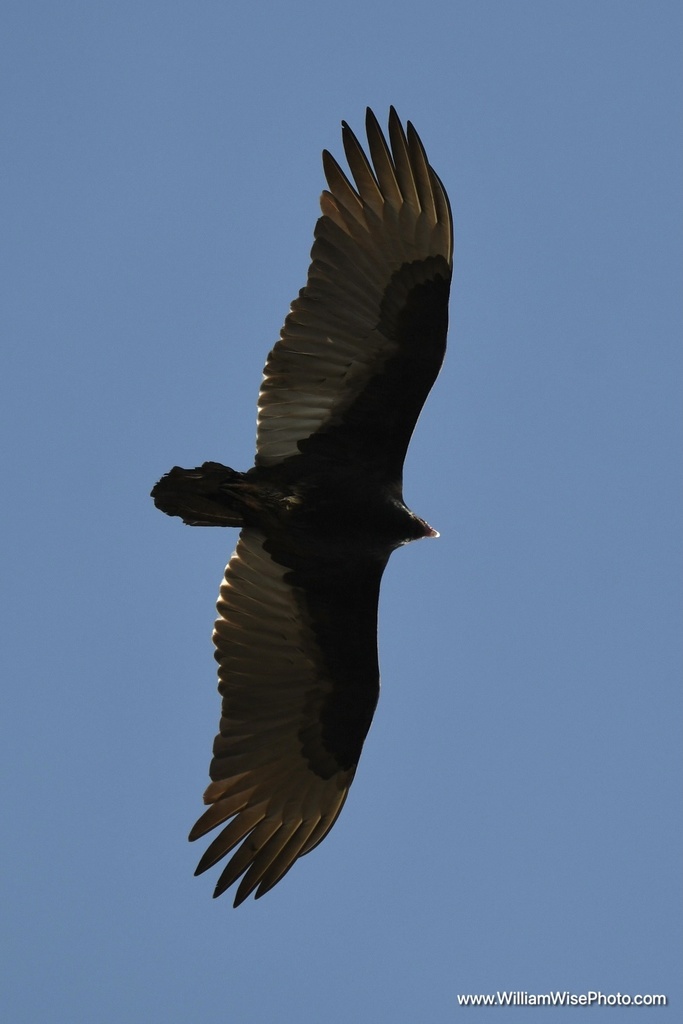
[{"left": 2, "top": 1, "right": 681, "bottom": 1021}]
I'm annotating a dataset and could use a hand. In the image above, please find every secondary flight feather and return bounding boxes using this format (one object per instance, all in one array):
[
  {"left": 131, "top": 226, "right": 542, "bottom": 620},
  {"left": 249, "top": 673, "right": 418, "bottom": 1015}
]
[{"left": 152, "top": 108, "right": 452, "bottom": 906}]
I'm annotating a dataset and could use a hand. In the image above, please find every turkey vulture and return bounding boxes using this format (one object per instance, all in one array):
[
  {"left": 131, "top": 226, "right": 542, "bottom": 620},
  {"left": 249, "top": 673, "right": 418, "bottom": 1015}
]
[{"left": 152, "top": 108, "right": 452, "bottom": 905}]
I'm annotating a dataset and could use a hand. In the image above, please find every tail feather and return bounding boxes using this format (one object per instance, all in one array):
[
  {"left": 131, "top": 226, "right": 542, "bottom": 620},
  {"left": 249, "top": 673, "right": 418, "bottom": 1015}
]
[{"left": 151, "top": 462, "right": 246, "bottom": 527}]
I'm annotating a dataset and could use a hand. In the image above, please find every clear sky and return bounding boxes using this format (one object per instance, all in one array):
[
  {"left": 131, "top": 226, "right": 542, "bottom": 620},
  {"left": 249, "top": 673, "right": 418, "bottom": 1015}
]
[{"left": 2, "top": 2, "right": 681, "bottom": 1021}]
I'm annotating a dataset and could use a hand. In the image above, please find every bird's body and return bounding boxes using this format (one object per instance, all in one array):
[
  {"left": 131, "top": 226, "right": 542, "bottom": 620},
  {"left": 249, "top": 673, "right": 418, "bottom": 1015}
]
[{"left": 152, "top": 109, "right": 452, "bottom": 905}]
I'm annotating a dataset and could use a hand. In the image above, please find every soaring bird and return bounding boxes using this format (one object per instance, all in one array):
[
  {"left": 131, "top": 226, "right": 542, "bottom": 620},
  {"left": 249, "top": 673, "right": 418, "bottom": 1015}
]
[{"left": 152, "top": 108, "right": 452, "bottom": 905}]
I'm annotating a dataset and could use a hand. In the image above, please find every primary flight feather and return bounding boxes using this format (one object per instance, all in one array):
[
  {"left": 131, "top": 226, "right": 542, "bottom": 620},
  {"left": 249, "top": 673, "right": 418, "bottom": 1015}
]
[{"left": 152, "top": 108, "right": 452, "bottom": 906}]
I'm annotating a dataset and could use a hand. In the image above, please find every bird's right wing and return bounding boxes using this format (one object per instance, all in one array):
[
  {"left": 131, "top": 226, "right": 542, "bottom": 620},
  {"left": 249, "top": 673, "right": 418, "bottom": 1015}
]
[
  {"left": 189, "top": 529, "right": 385, "bottom": 905},
  {"left": 255, "top": 108, "right": 452, "bottom": 479}
]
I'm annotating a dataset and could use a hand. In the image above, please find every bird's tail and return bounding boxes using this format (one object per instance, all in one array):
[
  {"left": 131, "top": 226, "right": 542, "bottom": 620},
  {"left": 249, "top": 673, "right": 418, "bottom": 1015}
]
[{"left": 151, "top": 462, "right": 248, "bottom": 527}]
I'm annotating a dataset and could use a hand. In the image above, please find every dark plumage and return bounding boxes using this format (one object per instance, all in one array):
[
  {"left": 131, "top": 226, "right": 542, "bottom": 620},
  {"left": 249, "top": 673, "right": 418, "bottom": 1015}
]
[{"left": 152, "top": 108, "right": 452, "bottom": 905}]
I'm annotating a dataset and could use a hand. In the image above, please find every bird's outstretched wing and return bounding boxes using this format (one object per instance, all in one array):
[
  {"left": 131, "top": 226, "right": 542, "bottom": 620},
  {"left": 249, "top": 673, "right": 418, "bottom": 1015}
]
[
  {"left": 190, "top": 529, "right": 385, "bottom": 905},
  {"left": 256, "top": 107, "right": 452, "bottom": 479}
]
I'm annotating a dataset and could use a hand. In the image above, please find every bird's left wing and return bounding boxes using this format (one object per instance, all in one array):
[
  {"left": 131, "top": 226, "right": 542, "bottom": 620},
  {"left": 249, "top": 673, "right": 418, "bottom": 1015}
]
[{"left": 189, "top": 529, "right": 385, "bottom": 905}]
